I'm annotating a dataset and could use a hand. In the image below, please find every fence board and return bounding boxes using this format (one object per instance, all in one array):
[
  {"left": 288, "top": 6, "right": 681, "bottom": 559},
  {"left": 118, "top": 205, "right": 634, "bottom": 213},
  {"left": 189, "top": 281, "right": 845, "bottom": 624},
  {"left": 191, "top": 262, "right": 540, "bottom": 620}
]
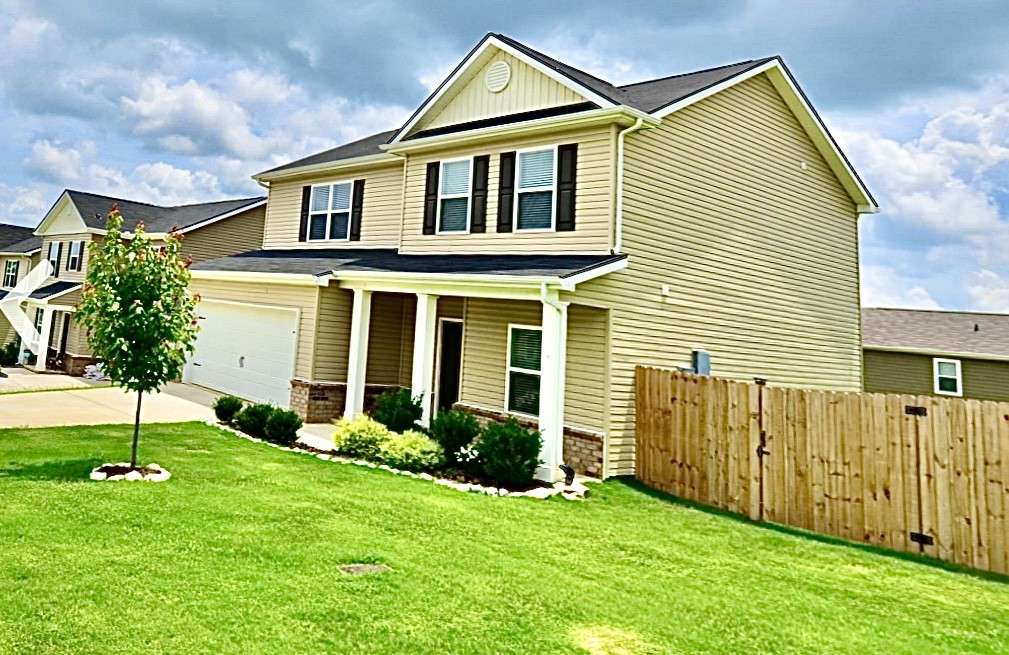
[{"left": 635, "top": 367, "right": 1009, "bottom": 577}]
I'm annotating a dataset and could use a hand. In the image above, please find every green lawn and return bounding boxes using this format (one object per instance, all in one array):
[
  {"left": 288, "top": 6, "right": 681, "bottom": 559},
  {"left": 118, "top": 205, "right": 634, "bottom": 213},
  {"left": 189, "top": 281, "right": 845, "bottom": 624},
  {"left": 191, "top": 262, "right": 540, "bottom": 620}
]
[{"left": 1, "top": 423, "right": 1007, "bottom": 654}]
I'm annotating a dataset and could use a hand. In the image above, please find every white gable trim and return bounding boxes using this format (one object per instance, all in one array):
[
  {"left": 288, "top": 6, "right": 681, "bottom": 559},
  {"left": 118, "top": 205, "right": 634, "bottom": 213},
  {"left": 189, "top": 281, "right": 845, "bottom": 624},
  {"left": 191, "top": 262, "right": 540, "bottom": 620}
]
[
  {"left": 389, "top": 34, "right": 619, "bottom": 145},
  {"left": 652, "top": 59, "right": 877, "bottom": 213},
  {"left": 34, "top": 191, "right": 89, "bottom": 236}
]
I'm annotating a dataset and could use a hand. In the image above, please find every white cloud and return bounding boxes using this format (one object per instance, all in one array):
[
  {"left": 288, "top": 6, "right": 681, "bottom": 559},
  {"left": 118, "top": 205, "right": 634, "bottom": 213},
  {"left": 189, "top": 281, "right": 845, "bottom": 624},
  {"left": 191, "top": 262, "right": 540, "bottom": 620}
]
[
  {"left": 22, "top": 139, "right": 95, "bottom": 183},
  {"left": 967, "top": 270, "right": 1009, "bottom": 312},
  {"left": 860, "top": 265, "right": 941, "bottom": 309}
]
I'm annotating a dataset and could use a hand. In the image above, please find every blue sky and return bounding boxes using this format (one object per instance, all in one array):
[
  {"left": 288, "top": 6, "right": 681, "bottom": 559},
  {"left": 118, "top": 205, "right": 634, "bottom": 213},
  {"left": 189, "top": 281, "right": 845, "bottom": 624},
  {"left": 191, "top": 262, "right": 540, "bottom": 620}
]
[{"left": 2, "top": 1, "right": 1008, "bottom": 311}]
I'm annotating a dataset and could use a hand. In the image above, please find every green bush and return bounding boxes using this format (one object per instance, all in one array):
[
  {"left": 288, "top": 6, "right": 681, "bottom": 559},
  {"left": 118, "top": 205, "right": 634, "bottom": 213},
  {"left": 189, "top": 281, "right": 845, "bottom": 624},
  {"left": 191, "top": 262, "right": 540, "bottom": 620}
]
[
  {"left": 0, "top": 341, "right": 19, "bottom": 366},
  {"left": 429, "top": 410, "right": 481, "bottom": 465},
  {"left": 332, "top": 415, "right": 393, "bottom": 460},
  {"left": 265, "top": 409, "right": 303, "bottom": 446},
  {"left": 378, "top": 430, "right": 445, "bottom": 472},
  {"left": 234, "top": 403, "right": 276, "bottom": 439},
  {"left": 372, "top": 388, "right": 423, "bottom": 433},
  {"left": 212, "top": 395, "right": 244, "bottom": 425},
  {"left": 477, "top": 418, "right": 543, "bottom": 488}
]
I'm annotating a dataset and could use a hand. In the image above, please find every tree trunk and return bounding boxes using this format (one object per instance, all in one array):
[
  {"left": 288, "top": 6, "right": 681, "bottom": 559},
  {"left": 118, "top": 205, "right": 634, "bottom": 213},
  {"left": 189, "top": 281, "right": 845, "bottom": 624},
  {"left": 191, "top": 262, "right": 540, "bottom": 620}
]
[{"left": 131, "top": 391, "right": 143, "bottom": 469}]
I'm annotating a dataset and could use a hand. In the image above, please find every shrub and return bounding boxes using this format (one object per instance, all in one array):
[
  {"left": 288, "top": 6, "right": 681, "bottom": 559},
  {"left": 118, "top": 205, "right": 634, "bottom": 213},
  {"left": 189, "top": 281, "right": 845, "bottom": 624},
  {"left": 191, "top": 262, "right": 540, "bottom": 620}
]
[
  {"left": 332, "top": 415, "right": 393, "bottom": 460},
  {"left": 429, "top": 410, "right": 481, "bottom": 465},
  {"left": 265, "top": 409, "right": 304, "bottom": 446},
  {"left": 372, "top": 388, "right": 422, "bottom": 433},
  {"left": 212, "top": 395, "right": 244, "bottom": 425},
  {"left": 378, "top": 430, "right": 445, "bottom": 472},
  {"left": 477, "top": 418, "right": 543, "bottom": 488},
  {"left": 0, "top": 341, "right": 19, "bottom": 366},
  {"left": 234, "top": 403, "right": 276, "bottom": 438}
]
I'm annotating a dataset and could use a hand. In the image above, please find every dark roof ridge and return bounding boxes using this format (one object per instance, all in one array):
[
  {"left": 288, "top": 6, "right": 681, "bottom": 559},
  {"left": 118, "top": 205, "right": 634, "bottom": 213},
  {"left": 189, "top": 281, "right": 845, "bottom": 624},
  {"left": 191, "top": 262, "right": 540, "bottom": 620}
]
[
  {"left": 864, "top": 307, "right": 1009, "bottom": 317},
  {"left": 618, "top": 57, "right": 775, "bottom": 88}
]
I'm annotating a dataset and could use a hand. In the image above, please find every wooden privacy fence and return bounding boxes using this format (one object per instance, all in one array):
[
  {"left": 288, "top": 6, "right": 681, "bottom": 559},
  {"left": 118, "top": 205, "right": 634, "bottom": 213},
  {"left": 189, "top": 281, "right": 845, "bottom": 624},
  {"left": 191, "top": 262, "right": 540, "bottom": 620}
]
[{"left": 635, "top": 366, "right": 1009, "bottom": 576}]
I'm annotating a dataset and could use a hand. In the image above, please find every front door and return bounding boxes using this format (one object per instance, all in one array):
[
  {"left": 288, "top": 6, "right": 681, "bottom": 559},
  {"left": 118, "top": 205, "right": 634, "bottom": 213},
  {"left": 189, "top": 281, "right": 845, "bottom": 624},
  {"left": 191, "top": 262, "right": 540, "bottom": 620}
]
[
  {"left": 436, "top": 320, "right": 463, "bottom": 413},
  {"left": 58, "top": 314, "right": 70, "bottom": 360}
]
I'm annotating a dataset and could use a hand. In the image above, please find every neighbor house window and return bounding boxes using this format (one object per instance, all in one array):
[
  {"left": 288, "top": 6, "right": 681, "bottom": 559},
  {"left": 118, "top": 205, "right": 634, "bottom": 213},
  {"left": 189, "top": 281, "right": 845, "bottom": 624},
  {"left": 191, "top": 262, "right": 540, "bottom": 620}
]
[
  {"left": 438, "top": 158, "right": 471, "bottom": 233},
  {"left": 47, "top": 242, "right": 61, "bottom": 276},
  {"left": 515, "top": 147, "right": 555, "bottom": 231},
  {"left": 2, "top": 260, "right": 18, "bottom": 288},
  {"left": 506, "top": 325, "right": 542, "bottom": 416},
  {"left": 308, "top": 182, "right": 352, "bottom": 241},
  {"left": 67, "top": 241, "right": 83, "bottom": 272},
  {"left": 934, "top": 358, "right": 962, "bottom": 396}
]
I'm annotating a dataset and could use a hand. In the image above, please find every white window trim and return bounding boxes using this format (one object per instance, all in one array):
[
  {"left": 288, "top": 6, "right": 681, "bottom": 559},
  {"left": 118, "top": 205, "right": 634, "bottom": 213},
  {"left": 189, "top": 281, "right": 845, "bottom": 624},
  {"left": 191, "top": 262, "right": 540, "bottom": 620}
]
[
  {"left": 67, "top": 241, "right": 82, "bottom": 272},
  {"left": 308, "top": 180, "right": 354, "bottom": 243},
  {"left": 3, "top": 260, "right": 18, "bottom": 288},
  {"left": 933, "top": 357, "right": 963, "bottom": 397},
  {"left": 47, "top": 242, "right": 60, "bottom": 271},
  {"left": 436, "top": 156, "right": 473, "bottom": 235},
  {"left": 505, "top": 323, "right": 543, "bottom": 418},
  {"left": 513, "top": 144, "right": 558, "bottom": 233}
]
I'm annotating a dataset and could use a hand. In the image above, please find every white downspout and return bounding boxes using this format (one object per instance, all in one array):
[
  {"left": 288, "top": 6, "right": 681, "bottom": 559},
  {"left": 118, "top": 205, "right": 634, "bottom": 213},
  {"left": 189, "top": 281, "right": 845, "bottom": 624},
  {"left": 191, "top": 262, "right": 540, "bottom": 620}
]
[{"left": 614, "top": 117, "right": 646, "bottom": 254}]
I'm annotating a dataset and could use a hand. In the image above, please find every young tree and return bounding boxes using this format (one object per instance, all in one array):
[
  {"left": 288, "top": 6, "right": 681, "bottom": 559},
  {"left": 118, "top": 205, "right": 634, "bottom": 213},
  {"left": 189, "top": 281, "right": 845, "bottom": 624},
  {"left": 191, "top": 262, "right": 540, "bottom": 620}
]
[{"left": 77, "top": 206, "right": 199, "bottom": 469}]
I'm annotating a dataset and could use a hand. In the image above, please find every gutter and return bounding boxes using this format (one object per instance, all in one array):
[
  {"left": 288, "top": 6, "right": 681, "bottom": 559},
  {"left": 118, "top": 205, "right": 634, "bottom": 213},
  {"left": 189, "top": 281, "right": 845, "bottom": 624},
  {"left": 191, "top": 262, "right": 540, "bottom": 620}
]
[{"left": 613, "top": 117, "right": 648, "bottom": 254}]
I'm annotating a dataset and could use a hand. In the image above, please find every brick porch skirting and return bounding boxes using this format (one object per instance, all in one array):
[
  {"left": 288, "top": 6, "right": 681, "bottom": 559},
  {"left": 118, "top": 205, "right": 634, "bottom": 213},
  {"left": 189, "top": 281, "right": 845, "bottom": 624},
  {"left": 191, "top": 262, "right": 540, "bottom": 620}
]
[
  {"left": 62, "top": 354, "right": 96, "bottom": 377},
  {"left": 454, "top": 402, "right": 605, "bottom": 478},
  {"left": 289, "top": 380, "right": 407, "bottom": 423}
]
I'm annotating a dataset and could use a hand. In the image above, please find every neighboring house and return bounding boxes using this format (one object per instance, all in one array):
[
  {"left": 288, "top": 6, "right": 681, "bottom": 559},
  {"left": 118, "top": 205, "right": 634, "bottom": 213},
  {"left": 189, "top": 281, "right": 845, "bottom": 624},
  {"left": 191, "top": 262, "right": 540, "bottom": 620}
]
[
  {"left": 0, "top": 190, "right": 266, "bottom": 374},
  {"left": 187, "top": 32, "right": 877, "bottom": 480},
  {"left": 0, "top": 223, "right": 43, "bottom": 345},
  {"left": 863, "top": 308, "right": 1009, "bottom": 401}
]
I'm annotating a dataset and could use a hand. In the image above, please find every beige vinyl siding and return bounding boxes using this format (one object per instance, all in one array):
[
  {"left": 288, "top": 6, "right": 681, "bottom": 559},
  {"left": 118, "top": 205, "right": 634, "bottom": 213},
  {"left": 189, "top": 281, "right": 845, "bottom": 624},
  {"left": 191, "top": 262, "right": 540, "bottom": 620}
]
[
  {"left": 366, "top": 292, "right": 415, "bottom": 386},
  {"left": 40, "top": 234, "right": 94, "bottom": 284},
  {"left": 419, "top": 50, "right": 587, "bottom": 132},
  {"left": 400, "top": 125, "right": 615, "bottom": 254},
  {"left": 1, "top": 255, "right": 32, "bottom": 290},
  {"left": 312, "top": 286, "right": 352, "bottom": 382},
  {"left": 189, "top": 278, "right": 320, "bottom": 380},
  {"left": 864, "top": 349, "right": 1009, "bottom": 402},
  {"left": 565, "top": 304, "right": 608, "bottom": 433},
  {"left": 262, "top": 164, "right": 404, "bottom": 249},
  {"left": 0, "top": 315, "right": 15, "bottom": 346},
  {"left": 573, "top": 72, "right": 862, "bottom": 476},
  {"left": 182, "top": 206, "right": 266, "bottom": 263},
  {"left": 66, "top": 315, "right": 89, "bottom": 356}
]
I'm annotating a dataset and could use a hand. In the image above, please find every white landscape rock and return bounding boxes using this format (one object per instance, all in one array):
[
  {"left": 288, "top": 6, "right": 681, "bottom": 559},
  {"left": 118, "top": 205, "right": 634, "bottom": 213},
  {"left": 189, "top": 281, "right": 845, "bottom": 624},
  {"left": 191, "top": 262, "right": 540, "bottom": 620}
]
[
  {"left": 124, "top": 470, "right": 144, "bottom": 481},
  {"left": 316, "top": 454, "right": 332, "bottom": 461},
  {"left": 107, "top": 475, "right": 125, "bottom": 481},
  {"left": 89, "top": 470, "right": 107, "bottom": 481},
  {"left": 524, "top": 487, "right": 556, "bottom": 500}
]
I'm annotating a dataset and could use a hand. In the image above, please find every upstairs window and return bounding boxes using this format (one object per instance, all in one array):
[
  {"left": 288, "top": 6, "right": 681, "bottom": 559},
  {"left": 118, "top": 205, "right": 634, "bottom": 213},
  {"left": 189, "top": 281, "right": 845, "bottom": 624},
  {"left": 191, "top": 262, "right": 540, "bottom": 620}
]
[
  {"left": 309, "top": 182, "right": 352, "bottom": 241},
  {"left": 515, "top": 147, "right": 556, "bottom": 231},
  {"left": 506, "top": 325, "right": 543, "bottom": 416},
  {"left": 3, "top": 260, "right": 19, "bottom": 288},
  {"left": 67, "top": 241, "right": 83, "bottom": 272},
  {"left": 934, "top": 358, "right": 962, "bottom": 396},
  {"left": 438, "top": 159, "right": 472, "bottom": 233},
  {"left": 47, "top": 242, "right": 61, "bottom": 277}
]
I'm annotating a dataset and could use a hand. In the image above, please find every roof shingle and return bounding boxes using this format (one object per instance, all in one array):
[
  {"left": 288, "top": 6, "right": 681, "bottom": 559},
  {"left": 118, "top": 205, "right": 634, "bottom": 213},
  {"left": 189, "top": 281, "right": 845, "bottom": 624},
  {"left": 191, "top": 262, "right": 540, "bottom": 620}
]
[
  {"left": 66, "top": 190, "right": 265, "bottom": 233},
  {"left": 0, "top": 223, "right": 41, "bottom": 254},
  {"left": 863, "top": 308, "right": 1009, "bottom": 359}
]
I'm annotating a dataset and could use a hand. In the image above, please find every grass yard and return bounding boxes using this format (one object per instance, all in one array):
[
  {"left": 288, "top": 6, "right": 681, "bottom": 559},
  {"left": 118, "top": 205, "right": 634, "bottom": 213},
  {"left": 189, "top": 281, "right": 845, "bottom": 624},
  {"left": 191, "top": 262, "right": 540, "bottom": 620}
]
[{"left": 1, "top": 423, "right": 1007, "bottom": 654}]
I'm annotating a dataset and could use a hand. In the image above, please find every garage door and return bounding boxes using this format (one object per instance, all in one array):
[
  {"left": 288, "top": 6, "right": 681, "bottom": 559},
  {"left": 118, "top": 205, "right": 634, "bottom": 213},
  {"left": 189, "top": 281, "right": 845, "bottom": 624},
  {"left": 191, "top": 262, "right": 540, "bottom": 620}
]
[{"left": 186, "top": 300, "right": 299, "bottom": 407}]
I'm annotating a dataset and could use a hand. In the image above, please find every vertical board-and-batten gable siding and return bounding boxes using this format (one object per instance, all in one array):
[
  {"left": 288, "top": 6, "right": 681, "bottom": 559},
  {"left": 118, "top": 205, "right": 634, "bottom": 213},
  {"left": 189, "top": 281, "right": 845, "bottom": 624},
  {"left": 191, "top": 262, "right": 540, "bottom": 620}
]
[
  {"left": 460, "top": 298, "right": 607, "bottom": 434},
  {"left": 418, "top": 50, "right": 588, "bottom": 132},
  {"left": 182, "top": 206, "right": 266, "bottom": 263},
  {"left": 573, "top": 72, "right": 862, "bottom": 476},
  {"left": 189, "top": 278, "right": 320, "bottom": 380},
  {"left": 400, "top": 125, "right": 616, "bottom": 254},
  {"left": 864, "top": 349, "right": 1009, "bottom": 402},
  {"left": 262, "top": 164, "right": 404, "bottom": 249}
]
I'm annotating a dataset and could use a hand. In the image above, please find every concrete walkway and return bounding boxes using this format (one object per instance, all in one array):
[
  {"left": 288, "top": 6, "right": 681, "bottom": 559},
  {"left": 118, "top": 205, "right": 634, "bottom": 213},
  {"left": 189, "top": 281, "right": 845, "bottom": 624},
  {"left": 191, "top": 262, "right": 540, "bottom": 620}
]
[
  {"left": 0, "top": 382, "right": 216, "bottom": 429},
  {"left": 0, "top": 367, "right": 111, "bottom": 394}
]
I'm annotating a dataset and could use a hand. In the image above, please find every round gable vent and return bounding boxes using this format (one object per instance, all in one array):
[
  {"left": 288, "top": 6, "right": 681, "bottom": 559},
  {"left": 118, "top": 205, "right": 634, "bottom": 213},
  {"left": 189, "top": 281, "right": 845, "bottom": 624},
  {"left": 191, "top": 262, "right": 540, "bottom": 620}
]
[{"left": 485, "top": 60, "right": 511, "bottom": 93}]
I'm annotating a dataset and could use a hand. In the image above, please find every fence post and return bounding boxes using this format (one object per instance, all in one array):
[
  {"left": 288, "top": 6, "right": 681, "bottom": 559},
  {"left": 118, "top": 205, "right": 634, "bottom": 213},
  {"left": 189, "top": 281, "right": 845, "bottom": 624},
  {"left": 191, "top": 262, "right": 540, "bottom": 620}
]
[{"left": 755, "top": 378, "right": 768, "bottom": 521}]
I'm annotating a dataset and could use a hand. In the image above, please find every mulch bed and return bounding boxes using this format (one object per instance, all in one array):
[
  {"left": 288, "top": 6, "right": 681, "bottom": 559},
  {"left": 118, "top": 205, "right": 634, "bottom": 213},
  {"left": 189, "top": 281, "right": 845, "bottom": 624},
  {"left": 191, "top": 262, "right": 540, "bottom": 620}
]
[{"left": 95, "top": 464, "right": 159, "bottom": 477}]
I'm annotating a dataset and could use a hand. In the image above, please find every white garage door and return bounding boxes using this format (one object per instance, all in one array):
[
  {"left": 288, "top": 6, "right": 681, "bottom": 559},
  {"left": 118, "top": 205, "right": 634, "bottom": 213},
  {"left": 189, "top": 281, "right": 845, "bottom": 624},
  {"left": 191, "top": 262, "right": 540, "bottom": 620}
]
[{"left": 186, "top": 300, "right": 299, "bottom": 407}]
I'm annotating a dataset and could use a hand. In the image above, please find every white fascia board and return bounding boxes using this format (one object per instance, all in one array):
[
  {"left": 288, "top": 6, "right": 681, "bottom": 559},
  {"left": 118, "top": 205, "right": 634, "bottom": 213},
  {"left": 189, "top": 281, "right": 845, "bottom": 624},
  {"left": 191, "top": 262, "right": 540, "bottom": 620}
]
[
  {"left": 557, "top": 256, "right": 628, "bottom": 290},
  {"left": 389, "top": 35, "right": 620, "bottom": 146},
  {"left": 189, "top": 270, "right": 323, "bottom": 287},
  {"left": 30, "top": 283, "right": 83, "bottom": 304},
  {"left": 253, "top": 153, "right": 401, "bottom": 183},
  {"left": 178, "top": 199, "right": 268, "bottom": 234},
  {"left": 0, "top": 250, "right": 39, "bottom": 257},
  {"left": 34, "top": 191, "right": 86, "bottom": 236},
  {"left": 384, "top": 106, "right": 657, "bottom": 156},
  {"left": 652, "top": 59, "right": 878, "bottom": 213},
  {"left": 864, "top": 344, "right": 1009, "bottom": 364}
]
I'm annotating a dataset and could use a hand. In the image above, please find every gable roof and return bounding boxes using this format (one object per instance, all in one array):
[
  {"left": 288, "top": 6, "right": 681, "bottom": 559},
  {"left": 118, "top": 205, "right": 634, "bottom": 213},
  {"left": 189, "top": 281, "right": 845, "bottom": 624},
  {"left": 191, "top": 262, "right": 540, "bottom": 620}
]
[
  {"left": 59, "top": 191, "right": 265, "bottom": 234},
  {"left": 863, "top": 308, "right": 1009, "bottom": 360},
  {"left": 0, "top": 223, "right": 41, "bottom": 254}
]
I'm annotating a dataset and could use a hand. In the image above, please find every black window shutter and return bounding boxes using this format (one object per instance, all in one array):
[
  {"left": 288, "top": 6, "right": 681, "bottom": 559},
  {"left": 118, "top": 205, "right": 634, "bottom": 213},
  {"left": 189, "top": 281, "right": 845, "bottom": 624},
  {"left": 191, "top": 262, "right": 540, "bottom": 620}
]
[
  {"left": 349, "top": 179, "right": 365, "bottom": 241},
  {"left": 77, "top": 241, "right": 85, "bottom": 271},
  {"left": 64, "top": 241, "right": 71, "bottom": 273},
  {"left": 54, "top": 242, "right": 62, "bottom": 278},
  {"left": 470, "top": 155, "right": 490, "bottom": 233},
  {"left": 423, "top": 162, "right": 440, "bottom": 235},
  {"left": 497, "top": 151, "right": 516, "bottom": 233},
  {"left": 298, "top": 186, "right": 311, "bottom": 242},
  {"left": 556, "top": 144, "right": 578, "bottom": 231}
]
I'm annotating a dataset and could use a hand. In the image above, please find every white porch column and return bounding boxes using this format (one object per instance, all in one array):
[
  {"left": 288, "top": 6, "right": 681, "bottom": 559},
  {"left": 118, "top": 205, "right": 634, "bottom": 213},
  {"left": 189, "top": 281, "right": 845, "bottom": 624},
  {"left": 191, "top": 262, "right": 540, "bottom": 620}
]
[
  {"left": 537, "top": 291, "right": 568, "bottom": 482},
  {"left": 34, "top": 306, "right": 55, "bottom": 372},
  {"left": 411, "top": 293, "right": 439, "bottom": 427},
  {"left": 344, "top": 289, "right": 373, "bottom": 419}
]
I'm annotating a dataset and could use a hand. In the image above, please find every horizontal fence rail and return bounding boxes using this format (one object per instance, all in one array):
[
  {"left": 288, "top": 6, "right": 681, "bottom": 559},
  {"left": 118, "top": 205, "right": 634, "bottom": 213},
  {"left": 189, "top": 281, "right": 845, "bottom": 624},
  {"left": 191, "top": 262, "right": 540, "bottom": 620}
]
[{"left": 635, "top": 366, "right": 1009, "bottom": 576}]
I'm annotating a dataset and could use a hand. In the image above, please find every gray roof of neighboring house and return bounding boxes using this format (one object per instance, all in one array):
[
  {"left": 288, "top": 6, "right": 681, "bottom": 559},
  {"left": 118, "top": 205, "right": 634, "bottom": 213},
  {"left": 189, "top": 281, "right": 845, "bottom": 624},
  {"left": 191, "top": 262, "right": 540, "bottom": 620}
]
[
  {"left": 192, "top": 248, "right": 626, "bottom": 279},
  {"left": 259, "top": 31, "right": 776, "bottom": 176},
  {"left": 0, "top": 223, "right": 41, "bottom": 254},
  {"left": 862, "top": 308, "right": 1009, "bottom": 359},
  {"left": 65, "top": 190, "right": 265, "bottom": 233},
  {"left": 0, "top": 280, "right": 80, "bottom": 301}
]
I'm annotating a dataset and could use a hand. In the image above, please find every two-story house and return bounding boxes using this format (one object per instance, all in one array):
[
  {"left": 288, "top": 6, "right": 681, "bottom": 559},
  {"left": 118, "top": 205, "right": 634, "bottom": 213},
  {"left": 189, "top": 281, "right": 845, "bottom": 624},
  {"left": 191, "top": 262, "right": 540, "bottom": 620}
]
[
  {"left": 0, "top": 224, "right": 42, "bottom": 347},
  {"left": 1, "top": 190, "right": 266, "bottom": 374},
  {"left": 187, "top": 33, "right": 877, "bottom": 480}
]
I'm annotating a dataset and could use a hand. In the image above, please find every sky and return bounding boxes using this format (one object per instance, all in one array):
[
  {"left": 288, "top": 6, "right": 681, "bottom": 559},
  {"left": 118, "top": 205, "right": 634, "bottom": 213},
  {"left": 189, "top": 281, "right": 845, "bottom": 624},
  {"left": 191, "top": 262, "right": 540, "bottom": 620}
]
[{"left": 1, "top": 1, "right": 1009, "bottom": 311}]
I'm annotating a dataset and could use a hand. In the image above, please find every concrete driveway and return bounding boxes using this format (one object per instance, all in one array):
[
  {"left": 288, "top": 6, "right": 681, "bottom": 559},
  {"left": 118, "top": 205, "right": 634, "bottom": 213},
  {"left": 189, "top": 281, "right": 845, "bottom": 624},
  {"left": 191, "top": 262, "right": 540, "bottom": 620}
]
[
  {"left": 0, "top": 367, "right": 111, "bottom": 393},
  {"left": 0, "top": 382, "right": 217, "bottom": 429}
]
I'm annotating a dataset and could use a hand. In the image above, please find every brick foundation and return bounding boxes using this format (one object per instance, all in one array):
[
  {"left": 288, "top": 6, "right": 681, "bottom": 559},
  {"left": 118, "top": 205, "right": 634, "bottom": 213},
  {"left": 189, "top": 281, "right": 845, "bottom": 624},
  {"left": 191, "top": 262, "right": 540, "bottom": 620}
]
[
  {"left": 454, "top": 402, "right": 605, "bottom": 478},
  {"left": 289, "top": 380, "right": 407, "bottom": 423},
  {"left": 62, "top": 354, "right": 96, "bottom": 377}
]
